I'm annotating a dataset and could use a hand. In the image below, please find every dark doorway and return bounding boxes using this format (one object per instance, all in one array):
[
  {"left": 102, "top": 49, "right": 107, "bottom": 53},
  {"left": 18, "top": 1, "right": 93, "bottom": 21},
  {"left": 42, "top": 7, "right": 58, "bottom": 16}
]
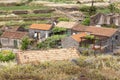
[{"left": 14, "top": 40, "right": 18, "bottom": 48}]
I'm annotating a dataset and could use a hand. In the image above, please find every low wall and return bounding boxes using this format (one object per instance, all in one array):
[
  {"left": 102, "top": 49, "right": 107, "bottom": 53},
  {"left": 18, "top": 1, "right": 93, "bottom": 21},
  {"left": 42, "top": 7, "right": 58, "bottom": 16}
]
[{"left": 16, "top": 48, "right": 80, "bottom": 64}]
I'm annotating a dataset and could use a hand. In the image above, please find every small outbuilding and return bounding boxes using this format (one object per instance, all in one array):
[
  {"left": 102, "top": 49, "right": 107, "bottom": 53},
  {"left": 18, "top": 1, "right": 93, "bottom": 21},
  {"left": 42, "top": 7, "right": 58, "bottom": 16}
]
[
  {"left": 29, "top": 24, "right": 53, "bottom": 41},
  {"left": 0, "top": 31, "right": 28, "bottom": 48}
]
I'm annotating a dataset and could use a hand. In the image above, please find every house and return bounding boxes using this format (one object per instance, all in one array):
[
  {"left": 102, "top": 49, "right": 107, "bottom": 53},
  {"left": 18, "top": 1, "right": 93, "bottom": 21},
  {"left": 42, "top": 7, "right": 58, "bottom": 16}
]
[
  {"left": 62, "top": 24, "right": 120, "bottom": 52},
  {"left": 29, "top": 24, "right": 53, "bottom": 42},
  {"left": 56, "top": 21, "right": 78, "bottom": 35},
  {"left": 90, "top": 13, "right": 120, "bottom": 27},
  {"left": 61, "top": 33, "right": 87, "bottom": 48},
  {"left": 0, "top": 31, "right": 28, "bottom": 48}
]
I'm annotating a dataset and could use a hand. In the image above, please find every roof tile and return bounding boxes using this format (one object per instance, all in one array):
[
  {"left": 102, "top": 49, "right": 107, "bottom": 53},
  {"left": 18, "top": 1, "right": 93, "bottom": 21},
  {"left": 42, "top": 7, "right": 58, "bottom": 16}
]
[
  {"left": 1, "top": 31, "right": 27, "bottom": 39},
  {"left": 30, "top": 24, "right": 52, "bottom": 30}
]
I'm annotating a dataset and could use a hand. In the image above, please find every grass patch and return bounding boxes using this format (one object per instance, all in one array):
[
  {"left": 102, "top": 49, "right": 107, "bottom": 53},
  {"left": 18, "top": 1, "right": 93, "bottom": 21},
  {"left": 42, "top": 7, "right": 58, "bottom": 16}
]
[
  {"left": 0, "top": 5, "right": 49, "bottom": 11},
  {"left": 0, "top": 55, "right": 119, "bottom": 80},
  {"left": 21, "top": 13, "right": 53, "bottom": 18}
]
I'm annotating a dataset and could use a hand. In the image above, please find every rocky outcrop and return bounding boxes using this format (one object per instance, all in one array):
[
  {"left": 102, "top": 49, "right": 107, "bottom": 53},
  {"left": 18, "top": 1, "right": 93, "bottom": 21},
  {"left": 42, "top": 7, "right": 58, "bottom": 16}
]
[{"left": 90, "top": 13, "right": 120, "bottom": 27}]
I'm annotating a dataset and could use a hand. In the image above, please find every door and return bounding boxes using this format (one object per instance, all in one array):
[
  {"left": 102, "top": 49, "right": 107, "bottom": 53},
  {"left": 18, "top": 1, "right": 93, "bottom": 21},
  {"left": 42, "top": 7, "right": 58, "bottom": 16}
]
[{"left": 14, "top": 40, "right": 18, "bottom": 48}]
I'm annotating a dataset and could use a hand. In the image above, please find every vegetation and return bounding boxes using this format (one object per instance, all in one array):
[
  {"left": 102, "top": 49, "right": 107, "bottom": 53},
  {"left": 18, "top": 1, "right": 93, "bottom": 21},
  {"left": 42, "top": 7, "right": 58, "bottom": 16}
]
[
  {"left": 52, "top": 27, "right": 67, "bottom": 35},
  {"left": 43, "top": 0, "right": 73, "bottom": 3},
  {"left": 108, "top": 3, "right": 120, "bottom": 13},
  {"left": 58, "top": 17, "right": 70, "bottom": 21},
  {"left": 85, "top": 35, "right": 95, "bottom": 40},
  {"left": 21, "top": 37, "right": 30, "bottom": 50},
  {"left": 97, "top": 7, "right": 110, "bottom": 14},
  {"left": 102, "top": 24, "right": 118, "bottom": 28},
  {"left": 0, "top": 5, "right": 49, "bottom": 11},
  {"left": 0, "top": 55, "right": 119, "bottom": 80},
  {"left": 82, "top": 17, "right": 90, "bottom": 26},
  {"left": 21, "top": 13, "right": 52, "bottom": 18},
  {"left": 37, "top": 35, "right": 66, "bottom": 49},
  {"left": 0, "top": 50, "right": 15, "bottom": 62},
  {"left": 79, "top": 6, "right": 91, "bottom": 12},
  {"left": 89, "top": 6, "right": 97, "bottom": 15}
]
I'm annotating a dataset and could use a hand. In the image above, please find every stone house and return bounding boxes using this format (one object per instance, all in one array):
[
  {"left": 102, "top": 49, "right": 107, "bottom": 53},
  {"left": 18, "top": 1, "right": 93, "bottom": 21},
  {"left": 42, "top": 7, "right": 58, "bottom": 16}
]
[
  {"left": 56, "top": 21, "right": 78, "bottom": 36},
  {"left": 29, "top": 24, "right": 53, "bottom": 42},
  {"left": 62, "top": 24, "right": 120, "bottom": 52},
  {"left": 62, "top": 33, "right": 87, "bottom": 48},
  {"left": 0, "top": 31, "right": 28, "bottom": 48},
  {"left": 90, "top": 13, "right": 120, "bottom": 27}
]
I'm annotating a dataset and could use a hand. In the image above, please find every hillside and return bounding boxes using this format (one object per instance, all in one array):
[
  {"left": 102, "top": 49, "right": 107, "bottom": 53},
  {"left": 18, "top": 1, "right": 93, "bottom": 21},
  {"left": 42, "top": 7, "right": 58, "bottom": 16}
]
[{"left": 0, "top": 55, "right": 119, "bottom": 80}]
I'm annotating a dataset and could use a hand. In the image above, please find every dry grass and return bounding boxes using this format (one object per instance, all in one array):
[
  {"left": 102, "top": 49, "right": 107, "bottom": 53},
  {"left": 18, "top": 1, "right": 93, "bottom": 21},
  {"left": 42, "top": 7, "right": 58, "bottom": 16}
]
[{"left": 0, "top": 55, "right": 119, "bottom": 80}]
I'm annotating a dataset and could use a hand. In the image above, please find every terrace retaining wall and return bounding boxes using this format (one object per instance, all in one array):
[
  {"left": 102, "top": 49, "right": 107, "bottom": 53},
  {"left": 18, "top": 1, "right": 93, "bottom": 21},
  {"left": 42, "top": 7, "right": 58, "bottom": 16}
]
[{"left": 16, "top": 48, "right": 80, "bottom": 64}]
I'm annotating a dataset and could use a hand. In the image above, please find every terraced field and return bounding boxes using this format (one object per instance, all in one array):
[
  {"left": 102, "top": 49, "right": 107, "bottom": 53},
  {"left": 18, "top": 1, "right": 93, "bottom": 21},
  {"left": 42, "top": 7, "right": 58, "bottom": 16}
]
[{"left": 0, "top": 4, "right": 69, "bottom": 27}]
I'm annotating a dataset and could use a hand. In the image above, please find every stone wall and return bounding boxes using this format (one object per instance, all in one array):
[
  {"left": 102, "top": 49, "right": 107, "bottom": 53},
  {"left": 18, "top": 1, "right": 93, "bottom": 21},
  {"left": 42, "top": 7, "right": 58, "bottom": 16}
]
[
  {"left": 61, "top": 37, "right": 79, "bottom": 48},
  {"left": 16, "top": 48, "right": 80, "bottom": 64}
]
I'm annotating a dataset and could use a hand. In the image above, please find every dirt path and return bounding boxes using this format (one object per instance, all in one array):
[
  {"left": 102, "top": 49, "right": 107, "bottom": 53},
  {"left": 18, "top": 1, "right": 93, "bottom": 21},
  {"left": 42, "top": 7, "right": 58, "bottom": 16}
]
[
  {"left": 0, "top": 0, "right": 21, "bottom": 3},
  {"left": 32, "top": 1, "right": 110, "bottom": 8}
]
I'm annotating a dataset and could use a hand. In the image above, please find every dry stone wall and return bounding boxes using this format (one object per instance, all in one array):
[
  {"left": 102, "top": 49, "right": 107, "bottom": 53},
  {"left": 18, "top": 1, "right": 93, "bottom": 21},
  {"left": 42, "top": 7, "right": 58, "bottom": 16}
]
[{"left": 16, "top": 48, "right": 80, "bottom": 64}]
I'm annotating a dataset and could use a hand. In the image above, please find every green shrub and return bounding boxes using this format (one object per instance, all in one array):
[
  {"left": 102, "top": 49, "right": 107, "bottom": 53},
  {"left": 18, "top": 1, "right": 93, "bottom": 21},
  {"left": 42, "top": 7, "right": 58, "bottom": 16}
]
[
  {"left": 82, "top": 17, "right": 90, "bottom": 26},
  {"left": 58, "top": 17, "right": 69, "bottom": 21},
  {"left": 85, "top": 35, "right": 95, "bottom": 40},
  {"left": 0, "top": 51, "right": 15, "bottom": 62},
  {"left": 79, "top": 6, "right": 90, "bottom": 12},
  {"left": 52, "top": 27, "right": 67, "bottom": 34},
  {"left": 21, "top": 37, "right": 30, "bottom": 50},
  {"left": 89, "top": 6, "right": 97, "bottom": 15},
  {"left": 37, "top": 35, "right": 66, "bottom": 49}
]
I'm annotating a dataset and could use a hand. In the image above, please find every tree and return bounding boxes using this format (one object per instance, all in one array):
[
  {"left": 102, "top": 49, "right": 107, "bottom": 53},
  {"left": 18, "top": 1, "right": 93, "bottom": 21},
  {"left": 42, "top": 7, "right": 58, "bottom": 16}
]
[
  {"left": 21, "top": 37, "right": 30, "bottom": 50},
  {"left": 89, "top": 0, "right": 96, "bottom": 15},
  {"left": 109, "top": 3, "right": 115, "bottom": 13},
  {"left": 108, "top": 3, "right": 120, "bottom": 13}
]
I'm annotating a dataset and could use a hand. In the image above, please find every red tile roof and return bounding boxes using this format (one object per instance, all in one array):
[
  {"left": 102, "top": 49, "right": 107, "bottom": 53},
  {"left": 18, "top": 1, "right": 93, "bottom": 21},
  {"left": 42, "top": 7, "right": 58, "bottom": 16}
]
[
  {"left": 1, "top": 31, "right": 28, "bottom": 39},
  {"left": 72, "top": 24, "right": 117, "bottom": 37},
  {"left": 86, "top": 26, "right": 117, "bottom": 37},
  {"left": 71, "top": 33, "right": 87, "bottom": 42},
  {"left": 30, "top": 24, "right": 52, "bottom": 30},
  {"left": 72, "top": 24, "right": 87, "bottom": 32}
]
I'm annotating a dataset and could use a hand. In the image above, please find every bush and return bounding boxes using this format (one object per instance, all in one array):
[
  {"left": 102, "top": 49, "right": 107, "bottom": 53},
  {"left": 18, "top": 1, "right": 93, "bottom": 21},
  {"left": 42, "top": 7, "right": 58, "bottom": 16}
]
[
  {"left": 89, "top": 6, "right": 97, "bottom": 15},
  {"left": 0, "top": 51, "right": 15, "bottom": 62},
  {"left": 37, "top": 35, "right": 66, "bottom": 49},
  {"left": 79, "top": 6, "right": 90, "bottom": 12},
  {"left": 21, "top": 37, "right": 30, "bottom": 50},
  {"left": 52, "top": 27, "right": 67, "bottom": 34},
  {"left": 85, "top": 35, "right": 95, "bottom": 40},
  {"left": 82, "top": 17, "right": 90, "bottom": 26}
]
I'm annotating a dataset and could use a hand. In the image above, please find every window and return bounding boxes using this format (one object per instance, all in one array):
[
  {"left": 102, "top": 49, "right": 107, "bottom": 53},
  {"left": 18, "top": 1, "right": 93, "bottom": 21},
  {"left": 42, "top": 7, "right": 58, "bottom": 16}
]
[{"left": 115, "top": 35, "right": 118, "bottom": 40}]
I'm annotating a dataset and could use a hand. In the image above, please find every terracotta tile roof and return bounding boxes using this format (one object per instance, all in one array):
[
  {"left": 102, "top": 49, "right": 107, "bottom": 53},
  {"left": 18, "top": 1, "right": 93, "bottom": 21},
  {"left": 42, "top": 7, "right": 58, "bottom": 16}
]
[
  {"left": 72, "top": 24, "right": 87, "bottom": 31},
  {"left": 1, "top": 31, "right": 28, "bottom": 39},
  {"left": 56, "top": 21, "right": 77, "bottom": 29},
  {"left": 30, "top": 24, "right": 52, "bottom": 30},
  {"left": 86, "top": 26, "right": 117, "bottom": 37},
  {"left": 71, "top": 33, "right": 87, "bottom": 42},
  {"left": 72, "top": 24, "right": 118, "bottom": 37}
]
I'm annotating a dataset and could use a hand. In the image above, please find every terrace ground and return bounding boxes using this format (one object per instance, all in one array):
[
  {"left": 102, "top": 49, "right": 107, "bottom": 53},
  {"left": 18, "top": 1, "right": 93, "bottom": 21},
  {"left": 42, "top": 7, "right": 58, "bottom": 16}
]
[{"left": 0, "top": 0, "right": 21, "bottom": 3}]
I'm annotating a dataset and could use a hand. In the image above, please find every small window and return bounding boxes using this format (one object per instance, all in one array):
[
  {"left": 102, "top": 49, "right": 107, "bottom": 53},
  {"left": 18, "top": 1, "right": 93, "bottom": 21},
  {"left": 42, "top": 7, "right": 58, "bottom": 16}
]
[{"left": 115, "top": 35, "right": 118, "bottom": 40}]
